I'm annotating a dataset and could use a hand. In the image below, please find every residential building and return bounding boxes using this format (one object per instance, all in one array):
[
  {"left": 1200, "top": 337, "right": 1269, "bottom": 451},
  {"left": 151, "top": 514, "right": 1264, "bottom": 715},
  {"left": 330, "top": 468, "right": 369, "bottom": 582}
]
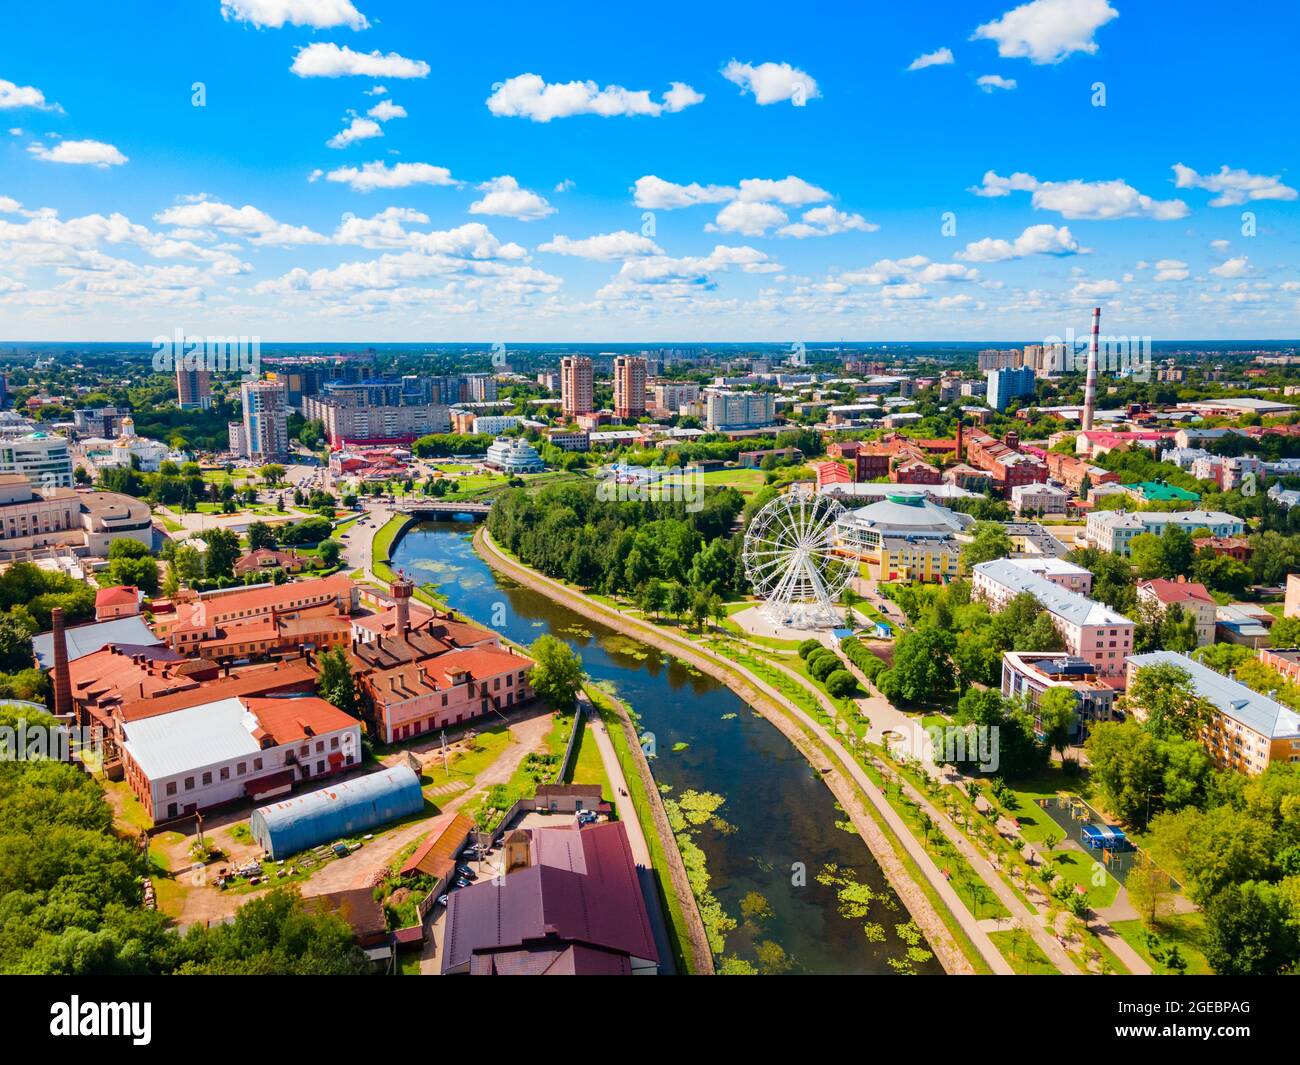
[
  {"left": 176, "top": 365, "right": 212, "bottom": 410},
  {"left": 1137, "top": 578, "right": 1217, "bottom": 646},
  {"left": 972, "top": 558, "right": 1135, "bottom": 681},
  {"left": 704, "top": 390, "right": 776, "bottom": 431},
  {"left": 986, "top": 366, "right": 1036, "bottom": 412},
  {"left": 613, "top": 356, "right": 647, "bottom": 420},
  {"left": 1121, "top": 481, "right": 1200, "bottom": 505},
  {"left": 1216, "top": 604, "right": 1272, "bottom": 648},
  {"left": 1011, "top": 481, "right": 1069, "bottom": 518},
  {"left": 1001, "top": 651, "right": 1118, "bottom": 743},
  {"left": 95, "top": 585, "right": 140, "bottom": 621},
  {"left": 1259, "top": 647, "right": 1300, "bottom": 684},
  {"left": 547, "top": 428, "right": 590, "bottom": 452},
  {"left": 301, "top": 389, "right": 451, "bottom": 447},
  {"left": 998, "top": 556, "right": 1093, "bottom": 595},
  {"left": 964, "top": 429, "right": 1047, "bottom": 495},
  {"left": 1125, "top": 651, "right": 1300, "bottom": 775},
  {"left": 471, "top": 415, "right": 522, "bottom": 436},
  {"left": 652, "top": 381, "right": 699, "bottom": 414},
  {"left": 1193, "top": 536, "right": 1252, "bottom": 562},
  {"left": 890, "top": 458, "right": 941, "bottom": 485},
  {"left": 560, "top": 356, "right": 594, "bottom": 417},
  {"left": 241, "top": 379, "right": 289, "bottom": 461},
  {"left": 1086, "top": 509, "right": 1246, "bottom": 555},
  {"left": 462, "top": 373, "right": 498, "bottom": 402}
]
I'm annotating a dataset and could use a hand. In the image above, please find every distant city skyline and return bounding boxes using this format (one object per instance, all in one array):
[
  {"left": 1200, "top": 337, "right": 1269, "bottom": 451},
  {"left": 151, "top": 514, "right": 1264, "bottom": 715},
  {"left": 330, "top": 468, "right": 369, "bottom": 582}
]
[{"left": 0, "top": 0, "right": 1297, "bottom": 342}]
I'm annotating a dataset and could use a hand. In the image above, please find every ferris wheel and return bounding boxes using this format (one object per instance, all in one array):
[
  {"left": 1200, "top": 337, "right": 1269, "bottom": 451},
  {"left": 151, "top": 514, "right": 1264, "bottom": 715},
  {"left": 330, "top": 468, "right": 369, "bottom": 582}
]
[{"left": 743, "top": 487, "right": 853, "bottom": 628}]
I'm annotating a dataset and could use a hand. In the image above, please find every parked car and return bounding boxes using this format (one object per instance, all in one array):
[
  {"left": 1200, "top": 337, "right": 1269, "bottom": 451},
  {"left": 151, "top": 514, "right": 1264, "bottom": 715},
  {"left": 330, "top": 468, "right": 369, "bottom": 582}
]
[
  {"left": 437, "top": 894, "right": 449, "bottom": 907},
  {"left": 454, "top": 876, "right": 470, "bottom": 888}
]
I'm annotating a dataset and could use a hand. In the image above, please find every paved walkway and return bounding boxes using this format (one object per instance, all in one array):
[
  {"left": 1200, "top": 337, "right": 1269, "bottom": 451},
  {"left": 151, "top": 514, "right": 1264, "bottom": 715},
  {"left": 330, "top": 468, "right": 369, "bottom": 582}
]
[{"left": 578, "top": 693, "right": 651, "bottom": 869}]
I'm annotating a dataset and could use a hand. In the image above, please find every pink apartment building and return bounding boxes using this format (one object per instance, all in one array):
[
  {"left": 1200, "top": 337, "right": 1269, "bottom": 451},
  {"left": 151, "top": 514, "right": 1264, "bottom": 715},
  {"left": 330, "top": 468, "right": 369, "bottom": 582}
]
[{"left": 972, "top": 558, "right": 1134, "bottom": 682}]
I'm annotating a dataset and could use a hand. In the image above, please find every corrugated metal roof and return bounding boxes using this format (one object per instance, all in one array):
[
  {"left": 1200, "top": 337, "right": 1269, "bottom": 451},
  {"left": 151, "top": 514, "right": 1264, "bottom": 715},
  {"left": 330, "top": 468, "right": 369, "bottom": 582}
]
[
  {"left": 975, "top": 558, "right": 1132, "bottom": 628},
  {"left": 33, "top": 616, "right": 161, "bottom": 668},
  {"left": 1127, "top": 651, "right": 1300, "bottom": 739},
  {"left": 121, "top": 697, "right": 261, "bottom": 779}
]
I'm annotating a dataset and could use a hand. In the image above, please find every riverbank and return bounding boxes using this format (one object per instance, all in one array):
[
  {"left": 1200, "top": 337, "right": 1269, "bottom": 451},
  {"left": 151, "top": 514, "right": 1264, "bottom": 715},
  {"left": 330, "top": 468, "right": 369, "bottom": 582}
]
[{"left": 472, "top": 527, "right": 993, "bottom": 976}]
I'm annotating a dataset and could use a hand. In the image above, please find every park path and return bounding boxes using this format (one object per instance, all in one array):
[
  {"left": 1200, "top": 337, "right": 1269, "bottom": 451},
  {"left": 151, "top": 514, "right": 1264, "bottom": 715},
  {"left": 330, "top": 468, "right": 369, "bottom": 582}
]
[{"left": 578, "top": 693, "right": 651, "bottom": 868}]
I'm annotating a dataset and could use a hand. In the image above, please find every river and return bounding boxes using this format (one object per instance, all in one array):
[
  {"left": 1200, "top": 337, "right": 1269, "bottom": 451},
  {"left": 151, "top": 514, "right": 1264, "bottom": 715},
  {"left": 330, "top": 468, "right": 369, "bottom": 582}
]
[{"left": 391, "top": 518, "right": 941, "bottom": 975}]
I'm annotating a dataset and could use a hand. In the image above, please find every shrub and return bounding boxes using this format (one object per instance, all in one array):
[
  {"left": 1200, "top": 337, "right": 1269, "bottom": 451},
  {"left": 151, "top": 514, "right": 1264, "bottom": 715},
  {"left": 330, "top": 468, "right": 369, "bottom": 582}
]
[
  {"left": 825, "top": 669, "right": 858, "bottom": 698},
  {"left": 808, "top": 651, "right": 841, "bottom": 682},
  {"left": 798, "top": 638, "right": 823, "bottom": 660}
]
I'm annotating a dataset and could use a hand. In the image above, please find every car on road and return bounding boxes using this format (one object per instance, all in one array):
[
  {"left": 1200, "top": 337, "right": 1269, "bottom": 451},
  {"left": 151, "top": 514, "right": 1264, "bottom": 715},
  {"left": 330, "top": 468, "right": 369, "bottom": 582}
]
[
  {"left": 454, "top": 876, "right": 470, "bottom": 888},
  {"left": 437, "top": 894, "right": 449, "bottom": 907}
]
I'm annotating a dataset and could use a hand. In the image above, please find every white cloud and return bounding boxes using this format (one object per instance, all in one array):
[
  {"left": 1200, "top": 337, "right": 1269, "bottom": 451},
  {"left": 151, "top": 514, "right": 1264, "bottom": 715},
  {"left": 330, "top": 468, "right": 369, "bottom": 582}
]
[
  {"left": 554, "top": 179, "right": 575, "bottom": 193},
  {"left": 537, "top": 232, "right": 663, "bottom": 260},
  {"left": 778, "top": 205, "right": 878, "bottom": 238},
  {"left": 366, "top": 99, "right": 406, "bottom": 122},
  {"left": 838, "top": 255, "right": 975, "bottom": 288},
  {"left": 707, "top": 201, "right": 789, "bottom": 236},
  {"left": 1211, "top": 256, "right": 1252, "bottom": 279},
  {"left": 291, "top": 43, "right": 430, "bottom": 79},
  {"left": 976, "top": 74, "right": 1017, "bottom": 92},
  {"left": 721, "top": 60, "right": 819, "bottom": 106},
  {"left": 956, "top": 223, "right": 1083, "bottom": 261},
  {"left": 1172, "top": 163, "right": 1298, "bottom": 207},
  {"left": 735, "top": 176, "right": 831, "bottom": 205},
  {"left": 1153, "top": 259, "right": 1189, "bottom": 282},
  {"left": 325, "top": 160, "right": 458, "bottom": 191},
  {"left": 969, "top": 170, "right": 1188, "bottom": 220},
  {"left": 596, "top": 245, "right": 778, "bottom": 301},
  {"left": 220, "top": 0, "right": 368, "bottom": 29},
  {"left": 155, "top": 197, "right": 328, "bottom": 246},
  {"left": 486, "top": 74, "right": 702, "bottom": 121},
  {"left": 0, "top": 78, "right": 61, "bottom": 112},
  {"left": 1210, "top": 239, "right": 1231, "bottom": 252},
  {"left": 1071, "top": 278, "right": 1121, "bottom": 298},
  {"left": 327, "top": 117, "right": 382, "bottom": 148},
  {"left": 469, "top": 176, "right": 555, "bottom": 220},
  {"left": 365, "top": 85, "right": 387, "bottom": 95},
  {"left": 972, "top": 0, "right": 1119, "bottom": 65},
  {"left": 663, "top": 82, "right": 705, "bottom": 112},
  {"left": 907, "top": 48, "right": 955, "bottom": 71},
  {"left": 27, "top": 139, "right": 127, "bottom": 167},
  {"left": 0, "top": 197, "right": 21, "bottom": 213},
  {"left": 632, "top": 176, "right": 736, "bottom": 209},
  {"left": 331, "top": 206, "right": 428, "bottom": 247}
]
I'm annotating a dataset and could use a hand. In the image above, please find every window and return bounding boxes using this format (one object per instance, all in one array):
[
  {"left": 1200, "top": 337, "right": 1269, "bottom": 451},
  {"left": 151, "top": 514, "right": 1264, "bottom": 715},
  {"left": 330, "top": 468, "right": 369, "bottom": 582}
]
[
  {"left": 220, "top": 766, "right": 229, "bottom": 781},
  {"left": 166, "top": 781, "right": 177, "bottom": 796},
  {"left": 184, "top": 777, "right": 195, "bottom": 791},
  {"left": 201, "top": 771, "right": 212, "bottom": 786},
  {"left": 237, "top": 762, "right": 246, "bottom": 776},
  {"left": 330, "top": 736, "right": 339, "bottom": 749},
  {"left": 253, "top": 757, "right": 263, "bottom": 771}
]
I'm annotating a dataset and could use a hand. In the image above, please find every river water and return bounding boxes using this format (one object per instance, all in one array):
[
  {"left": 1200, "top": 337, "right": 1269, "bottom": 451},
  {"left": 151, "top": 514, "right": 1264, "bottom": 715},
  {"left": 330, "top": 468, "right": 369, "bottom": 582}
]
[{"left": 391, "top": 519, "right": 941, "bottom": 975}]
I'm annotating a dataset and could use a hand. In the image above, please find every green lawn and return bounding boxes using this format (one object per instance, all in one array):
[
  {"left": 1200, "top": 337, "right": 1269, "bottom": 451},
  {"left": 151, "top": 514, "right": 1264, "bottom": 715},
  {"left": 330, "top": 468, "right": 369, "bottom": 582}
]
[
  {"left": 990, "top": 929, "right": 1060, "bottom": 975},
  {"left": 1112, "top": 913, "right": 1213, "bottom": 975},
  {"left": 568, "top": 715, "right": 613, "bottom": 795}
]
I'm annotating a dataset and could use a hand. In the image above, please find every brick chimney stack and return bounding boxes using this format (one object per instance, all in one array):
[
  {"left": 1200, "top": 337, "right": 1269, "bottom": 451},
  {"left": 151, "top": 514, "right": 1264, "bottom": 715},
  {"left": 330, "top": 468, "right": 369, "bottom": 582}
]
[
  {"left": 390, "top": 575, "right": 414, "bottom": 637},
  {"left": 51, "top": 607, "right": 73, "bottom": 723}
]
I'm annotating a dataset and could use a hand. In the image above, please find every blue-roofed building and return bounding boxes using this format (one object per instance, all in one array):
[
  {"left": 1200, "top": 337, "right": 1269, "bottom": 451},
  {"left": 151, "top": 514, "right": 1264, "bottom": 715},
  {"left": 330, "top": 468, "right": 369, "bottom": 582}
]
[
  {"left": 32, "top": 615, "right": 161, "bottom": 669},
  {"left": 1125, "top": 651, "right": 1300, "bottom": 776},
  {"left": 250, "top": 765, "right": 425, "bottom": 859}
]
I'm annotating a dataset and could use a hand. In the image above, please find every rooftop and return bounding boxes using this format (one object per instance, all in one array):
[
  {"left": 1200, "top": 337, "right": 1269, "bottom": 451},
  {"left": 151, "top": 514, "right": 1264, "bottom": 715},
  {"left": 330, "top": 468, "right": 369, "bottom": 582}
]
[
  {"left": 1127, "top": 651, "right": 1300, "bottom": 739},
  {"left": 974, "top": 558, "right": 1132, "bottom": 629}
]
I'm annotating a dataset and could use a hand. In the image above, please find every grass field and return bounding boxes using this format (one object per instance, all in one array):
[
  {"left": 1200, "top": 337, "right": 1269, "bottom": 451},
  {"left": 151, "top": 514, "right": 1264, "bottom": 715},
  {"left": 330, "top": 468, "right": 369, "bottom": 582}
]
[
  {"left": 1112, "top": 913, "right": 1213, "bottom": 975},
  {"left": 990, "top": 929, "right": 1060, "bottom": 975}
]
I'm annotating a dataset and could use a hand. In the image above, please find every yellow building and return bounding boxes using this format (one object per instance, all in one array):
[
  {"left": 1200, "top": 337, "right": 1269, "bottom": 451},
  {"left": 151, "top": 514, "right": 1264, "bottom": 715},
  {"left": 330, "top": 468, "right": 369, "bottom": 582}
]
[{"left": 834, "top": 494, "right": 967, "bottom": 582}]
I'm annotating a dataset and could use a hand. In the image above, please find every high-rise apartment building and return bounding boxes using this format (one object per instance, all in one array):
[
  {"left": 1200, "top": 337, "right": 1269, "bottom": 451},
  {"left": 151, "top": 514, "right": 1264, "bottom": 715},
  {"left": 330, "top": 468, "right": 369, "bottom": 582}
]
[
  {"left": 176, "top": 366, "right": 212, "bottom": 410},
  {"left": 241, "top": 379, "right": 289, "bottom": 461},
  {"left": 986, "top": 366, "right": 1037, "bottom": 412},
  {"left": 463, "top": 373, "right": 498, "bottom": 402},
  {"left": 561, "top": 356, "right": 594, "bottom": 418},
  {"left": 613, "top": 356, "right": 647, "bottom": 420}
]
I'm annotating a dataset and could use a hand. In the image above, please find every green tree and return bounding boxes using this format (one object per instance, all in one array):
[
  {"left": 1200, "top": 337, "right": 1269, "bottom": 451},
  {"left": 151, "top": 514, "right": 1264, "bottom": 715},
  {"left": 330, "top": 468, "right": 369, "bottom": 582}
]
[
  {"left": 199, "top": 528, "right": 240, "bottom": 581},
  {"left": 1037, "top": 687, "right": 1077, "bottom": 762},
  {"left": 886, "top": 625, "right": 956, "bottom": 704},
  {"left": 528, "top": 634, "right": 584, "bottom": 713},
  {"left": 247, "top": 521, "right": 278, "bottom": 550},
  {"left": 960, "top": 522, "right": 1013, "bottom": 573},
  {"left": 1122, "top": 662, "right": 1214, "bottom": 739},
  {"left": 315, "top": 646, "right": 357, "bottom": 716},
  {"left": 317, "top": 539, "right": 341, "bottom": 569},
  {"left": 1202, "top": 881, "right": 1300, "bottom": 976}
]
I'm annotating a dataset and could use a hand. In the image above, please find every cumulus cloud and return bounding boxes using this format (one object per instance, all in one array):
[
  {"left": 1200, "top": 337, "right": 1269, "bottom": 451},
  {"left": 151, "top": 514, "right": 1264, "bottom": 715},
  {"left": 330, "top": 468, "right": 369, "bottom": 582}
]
[
  {"left": 907, "top": 48, "right": 955, "bottom": 71},
  {"left": 469, "top": 176, "right": 555, "bottom": 220},
  {"left": 155, "top": 197, "right": 329, "bottom": 245},
  {"left": 778, "top": 206, "right": 879, "bottom": 238},
  {"left": 291, "top": 43, "right": 430, "bottom": 79},
  {"left": 537, "top": 231, "right": 663, "bottom": 260},
  {"left": 956, "top": 223, "right": 1083, "bottom": 261},
  {"left": 972, "top": 0, "right": 1119, "bottom": 65},
  {"left": 27, "top": 139, "right": 127, "bottom": 167},
  {"left": 1153, "top": 259, "right": 1189, "bottom": 282},
  {"left": 707, "top": 201, "right": 789, "bottom": 236},
  {"left": 366, "top": 99, "right": 406, "bottom": 122},
  {"left": 1071, "top": 278, "right": 1121, "bottom": 298},
  {"left": 0, "top": 77, "right": 61, "bottom": 112},
  {"left": 838, "top": 255, "right": 976, "bottom": 288},
  {"left": 632, "top": 176, "right": 737, "bottom": 209},
  {"left": 1210, "top": 256, "right": 1252, "bottom": 279},
  {"left": 1172, "top": 163, "right": 1298, "bottom": 207},
  {"left": 721, "top": 60, "right": 819, "bottom": 106},
  {"left": 220, "top": 0, "right": 369, "bottom": 29},
  {"left": 969, "top": 170, "right": 1188, "bottom": 220},
  {"left": 326, "top": 117, "right": 382, "bottom": 148},
  {"left": 976, "top": 74, "right": 1017, "bottom": 92},
  {"left": 486, "top": 74, "right": 702, "bottom": 121},
  {"left": 325, "top": 161, "right": 458, "bottom": 191}
]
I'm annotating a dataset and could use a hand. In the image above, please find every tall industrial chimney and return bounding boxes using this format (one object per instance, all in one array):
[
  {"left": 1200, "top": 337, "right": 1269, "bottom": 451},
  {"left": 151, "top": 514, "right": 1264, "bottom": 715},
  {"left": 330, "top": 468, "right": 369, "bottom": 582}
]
[
  {"left": 51, "top": 606, "right": 73, "bottom": 724},
  {"left": 1081, "top": 306, "right": 1101, "bottom": 432},
  {"left": 390, "top": 575, "right": 413, "bottom": 637}
]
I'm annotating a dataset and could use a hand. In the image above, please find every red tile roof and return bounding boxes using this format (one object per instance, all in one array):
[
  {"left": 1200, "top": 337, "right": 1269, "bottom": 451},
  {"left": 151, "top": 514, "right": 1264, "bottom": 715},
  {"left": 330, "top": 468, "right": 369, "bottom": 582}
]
[
  {"left": 95, "top": 585, "right": 138, "bottom": 608},
  {"left": 118, "top": 660, "right": 318, "bottom": 721},
  {"left": 1139, "top": 578, "right": 1215, "bottom": 605}
]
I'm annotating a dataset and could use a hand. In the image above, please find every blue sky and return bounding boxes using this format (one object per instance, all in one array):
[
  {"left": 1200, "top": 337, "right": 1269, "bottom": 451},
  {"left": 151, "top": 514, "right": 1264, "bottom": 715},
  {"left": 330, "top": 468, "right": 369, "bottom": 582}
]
[{"left": 0, "top": 0, "right": 1297, "bottom": 342}]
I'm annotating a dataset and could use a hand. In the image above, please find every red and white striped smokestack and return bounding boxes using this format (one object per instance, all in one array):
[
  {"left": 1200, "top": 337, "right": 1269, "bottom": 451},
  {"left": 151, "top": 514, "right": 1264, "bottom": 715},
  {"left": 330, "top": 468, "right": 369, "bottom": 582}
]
[{"left": 1081, "top": 305, "right": 1101, "bottom": 432}]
